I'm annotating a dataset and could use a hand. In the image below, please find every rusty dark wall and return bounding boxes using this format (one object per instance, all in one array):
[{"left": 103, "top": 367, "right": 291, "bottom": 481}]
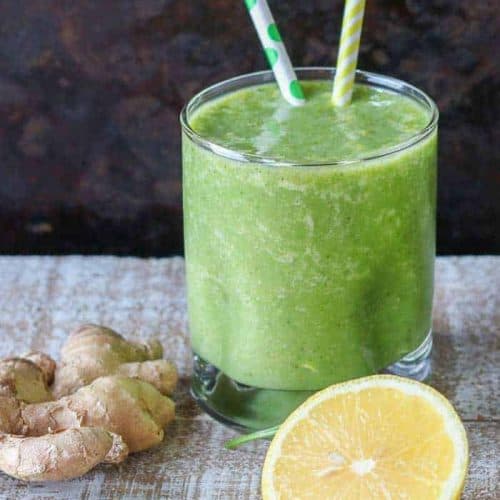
[{"left": 0, "top": 0, "right": 498, "bottom": 255}]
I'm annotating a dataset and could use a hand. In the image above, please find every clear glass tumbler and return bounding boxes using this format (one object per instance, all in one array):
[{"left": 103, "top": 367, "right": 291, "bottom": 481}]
[{"left": 181, "top": 68, "right": 438, "bottom": 430}]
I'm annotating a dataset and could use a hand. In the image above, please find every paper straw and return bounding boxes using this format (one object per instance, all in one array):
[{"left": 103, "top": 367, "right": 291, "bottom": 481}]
[
  {"left": 245, "top": 0, "right": 305, "bottom": 106},
  {"left": 332, "top": 0, "right": 366, "bottom": 106}
]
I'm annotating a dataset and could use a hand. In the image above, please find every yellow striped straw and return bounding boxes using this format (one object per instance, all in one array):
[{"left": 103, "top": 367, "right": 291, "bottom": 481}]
[{"left": 332, "top": 0, "right": 366, "bottom": 106}]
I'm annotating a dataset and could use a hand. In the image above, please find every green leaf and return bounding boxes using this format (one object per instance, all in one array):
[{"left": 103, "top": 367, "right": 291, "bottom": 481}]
[{"left": 225, "top": 426, "right": 280, "bottom": 450}]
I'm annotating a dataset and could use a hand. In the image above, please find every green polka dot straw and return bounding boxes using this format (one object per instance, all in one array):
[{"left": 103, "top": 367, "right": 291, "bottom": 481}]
[{"left": 245, "top": 0, "right": 305, "bottom": 106}]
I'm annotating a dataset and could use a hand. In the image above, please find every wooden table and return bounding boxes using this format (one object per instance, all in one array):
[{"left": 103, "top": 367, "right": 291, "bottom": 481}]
[{"left": 0, "top": 256, "right": 497, "bottom": 499}]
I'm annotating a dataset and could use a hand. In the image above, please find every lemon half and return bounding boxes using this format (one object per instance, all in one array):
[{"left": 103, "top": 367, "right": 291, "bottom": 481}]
[{"left": 262, "top": 375, "right": 468, "bottom": 499}]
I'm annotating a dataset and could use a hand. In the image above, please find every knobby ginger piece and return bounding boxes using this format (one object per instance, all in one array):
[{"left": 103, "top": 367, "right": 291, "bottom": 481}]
[
  {"left": 0, "top": 428, "right": 128, "bottom": 481},
  {"left": 52, "top": 324, "right": 177, "bottom": 397}
]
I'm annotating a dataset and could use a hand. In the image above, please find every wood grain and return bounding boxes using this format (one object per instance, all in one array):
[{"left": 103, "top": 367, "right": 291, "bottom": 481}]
[{"left": 0, "top": 256, "right": 497, "bottom": 499}]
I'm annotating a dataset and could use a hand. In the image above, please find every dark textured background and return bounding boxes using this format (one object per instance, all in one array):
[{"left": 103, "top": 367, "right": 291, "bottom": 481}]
[{"left": 0, "top": 0, "right": 498, "bottom": 255}]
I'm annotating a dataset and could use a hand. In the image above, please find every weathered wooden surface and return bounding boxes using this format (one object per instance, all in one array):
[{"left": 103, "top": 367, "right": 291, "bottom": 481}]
[{"left": 0, "top": 256, "right": 497, "bottom": 499}]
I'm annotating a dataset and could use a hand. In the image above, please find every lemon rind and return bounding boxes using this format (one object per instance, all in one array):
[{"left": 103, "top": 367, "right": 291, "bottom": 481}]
[{"left": 262, "top": 374, "right": 469, "bottom": 500}]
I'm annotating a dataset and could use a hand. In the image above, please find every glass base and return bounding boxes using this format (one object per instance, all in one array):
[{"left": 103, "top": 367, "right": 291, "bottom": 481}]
[
  {"left": 191, "top": 331, "right": 432, "bottom": 431},
  {"left": 384, "top": 330, "right": 432, "bottom": 380}
]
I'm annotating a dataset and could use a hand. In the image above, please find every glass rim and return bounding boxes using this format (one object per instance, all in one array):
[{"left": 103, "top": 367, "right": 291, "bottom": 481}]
[{"left": 180, "top": 67, "right": 439, "bottom": 167}]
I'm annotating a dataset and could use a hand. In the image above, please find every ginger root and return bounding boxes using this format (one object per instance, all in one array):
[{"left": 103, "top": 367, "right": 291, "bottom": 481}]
[
  {"left": 0, "top": 324, "right": 178, "bottom": 482},
  {"left": 0, "top": 353, "right": 55, "bottom": 403},
  {"left": 17, "top": 376, "right": 175, "bottom": 452},
  {"left": 23, "top": 352, "right": 56, "bottom": 386},
  {"left": 52, "top": 324, "right": 177, "bottom": 398},
  {"left": 0, "top": 428, "right": 128, "bottom": 481}
]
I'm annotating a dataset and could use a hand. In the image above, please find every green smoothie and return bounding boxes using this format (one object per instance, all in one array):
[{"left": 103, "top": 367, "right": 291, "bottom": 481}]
[{"left": 183, "top": 77, "right": 436, "bottom": 394}]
